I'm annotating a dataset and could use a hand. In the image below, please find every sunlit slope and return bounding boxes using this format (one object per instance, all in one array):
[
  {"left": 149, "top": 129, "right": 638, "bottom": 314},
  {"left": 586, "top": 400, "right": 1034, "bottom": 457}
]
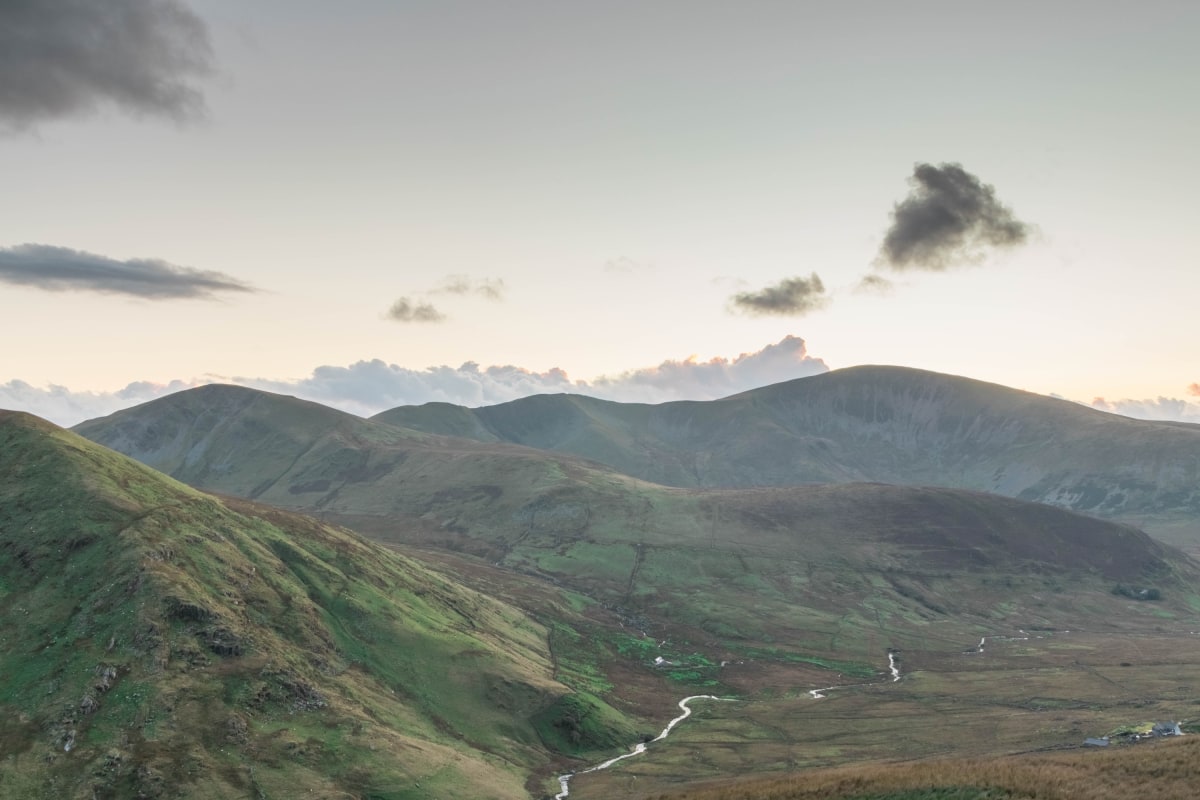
[
  {"left": 0, "top": 410, "right": 592, "bottom": 799},
  {"left": 69, "top": 389, "right": 1200, "bottom": 663},
  {"left": 373, "top": 365, "right": 1200, "bottom": 519}
]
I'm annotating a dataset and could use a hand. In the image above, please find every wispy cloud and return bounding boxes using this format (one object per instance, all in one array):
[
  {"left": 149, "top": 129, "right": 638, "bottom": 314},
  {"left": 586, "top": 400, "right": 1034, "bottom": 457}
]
[
  {"left": 730, "top": 273, "right": 829, "bottom": 316},
  {"left": 430, "top": 275, "right": 506, "bottom": 301},
  {"left": 0, "top": 243, "right": 255, "bottom": 299},
  {"left": 603, "top": 256, "right": 654, "bottom": 274},
  {"left": 0, "top": 0, "right": 214, "bottom": 131},
  {"left": 877, "top": 162, "right": 1031, "bottom": 270},
  {"left": 854, "top": 274, "right": 895, "bottom": 295},
  {"left": 4, "top": 336, "right": 830, "bottom": 425},
  {"left": 385, "top": 297, "right": 445, "bottom": 323}
]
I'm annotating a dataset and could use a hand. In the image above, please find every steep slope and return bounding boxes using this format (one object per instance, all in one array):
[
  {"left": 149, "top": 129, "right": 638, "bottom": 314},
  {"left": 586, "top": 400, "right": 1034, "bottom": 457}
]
[
  {"left": 67, "top": 389, "right": 1200, "bottom": 668},
  {"left": 0, "top": 410, "right": 621, "bottom": 799},
  {"left": 371, "top": 366, "right": 1200, "bottom": 520}
]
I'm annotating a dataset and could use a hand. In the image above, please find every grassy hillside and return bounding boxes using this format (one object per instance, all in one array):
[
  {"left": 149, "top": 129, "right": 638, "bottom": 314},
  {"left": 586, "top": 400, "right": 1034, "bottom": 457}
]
[
  {"left": 61, "top": 387, "right": 1200, "bottom": 798},
  {"left": 67, "top": 388, "right": 1200, "bottom": 667},
  {"left": 0, "top": 410, "right": 642, "bottom": 799},
  {"left": 371, "top": 366, "right": 1200, "bottom": 525}
]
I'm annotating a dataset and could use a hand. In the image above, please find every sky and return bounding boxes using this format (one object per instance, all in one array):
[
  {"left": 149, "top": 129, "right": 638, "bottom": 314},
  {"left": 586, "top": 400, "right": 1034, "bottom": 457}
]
[{"left": 2, "top": 0, "right": 1198, "bottom": 426}]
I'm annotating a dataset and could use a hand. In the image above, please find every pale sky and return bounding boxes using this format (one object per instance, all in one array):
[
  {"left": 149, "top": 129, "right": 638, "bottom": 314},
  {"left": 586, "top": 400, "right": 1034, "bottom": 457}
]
[{"left": 2, "top": 0, "right": 1198, "bottom": 426}]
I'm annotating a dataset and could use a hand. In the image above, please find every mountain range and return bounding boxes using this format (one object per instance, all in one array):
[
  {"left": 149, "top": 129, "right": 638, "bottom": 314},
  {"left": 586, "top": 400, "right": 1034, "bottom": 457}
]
[
  {"left": 71, "top": 371, "right": 1200, "bottom": 660},
  {"left": 371, "top": 366, "right": 1200, "bottom": 523}
]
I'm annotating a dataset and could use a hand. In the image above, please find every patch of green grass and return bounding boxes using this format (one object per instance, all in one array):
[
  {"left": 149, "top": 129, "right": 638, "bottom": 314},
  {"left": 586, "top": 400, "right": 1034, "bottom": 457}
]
[{"left": 531, "top": 691, "right": 640, "bottom": 756}]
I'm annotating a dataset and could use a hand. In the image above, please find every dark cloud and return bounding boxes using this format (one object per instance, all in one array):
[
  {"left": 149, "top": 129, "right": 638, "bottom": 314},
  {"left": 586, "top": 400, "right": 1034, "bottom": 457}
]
[
  {"left": 730, "top": 273, "right": 829, "bottom": 316},
  {"left": 0, "top": 0, "right": 213, "bottom": 131},
  {"left": 386, "top": 297, "right": 446, "bottom": 323},
  {"left": 0, "top": 243, "right": 255, "bottom": 299},
  {"left": 854, "top": 274, "right": 895, "bottom": 294},
  {"left": 432, "top": 275, "right": 506, "bottom": 301},
  {"left": 878, "top": 162, "right": 1030, "bottom": 270}
]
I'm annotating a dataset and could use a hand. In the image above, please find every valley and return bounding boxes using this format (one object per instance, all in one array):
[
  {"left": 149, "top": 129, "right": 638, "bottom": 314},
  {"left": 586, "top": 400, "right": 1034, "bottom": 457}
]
[{"left": 4, "top": 366, "right": 1200, "bottom": 798}]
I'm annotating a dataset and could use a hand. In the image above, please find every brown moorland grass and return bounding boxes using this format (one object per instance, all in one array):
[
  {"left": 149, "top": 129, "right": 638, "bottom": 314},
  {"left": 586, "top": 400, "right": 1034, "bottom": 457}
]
[{"left": 647, "top": 735, "right": 1200, "bottom": 800}]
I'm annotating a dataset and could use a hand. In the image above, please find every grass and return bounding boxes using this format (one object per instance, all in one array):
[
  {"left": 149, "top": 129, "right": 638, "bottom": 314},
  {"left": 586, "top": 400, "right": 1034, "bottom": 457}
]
[
  {"left": 644, "top": 735, "right": 1200, "bottom": 799},
  {"left": 556, "top": 627, "right": 1200, "bottom": 798}
]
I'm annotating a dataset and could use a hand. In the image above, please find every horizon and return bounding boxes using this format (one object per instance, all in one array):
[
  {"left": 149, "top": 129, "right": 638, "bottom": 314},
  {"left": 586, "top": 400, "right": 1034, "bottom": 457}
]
[
  {"left": 6, "top": 344, "right": 1195, "bottom": 429},
  {"left": 2, "top": 2, "right": 1198, "bottom": 426}
]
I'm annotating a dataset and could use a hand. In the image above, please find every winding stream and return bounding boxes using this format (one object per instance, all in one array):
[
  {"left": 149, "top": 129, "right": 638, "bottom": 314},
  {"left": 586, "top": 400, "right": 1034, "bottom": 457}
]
[
  {"left": 554, "top": 694, "right": 733, "bottom": 799},
  {"left": 555, "top": 650, "right": 904, "bottom": 798}
]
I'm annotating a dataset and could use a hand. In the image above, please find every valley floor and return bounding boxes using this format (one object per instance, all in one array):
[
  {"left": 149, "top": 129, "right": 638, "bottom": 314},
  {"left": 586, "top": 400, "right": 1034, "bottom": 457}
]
[{"left": 556, "top": 628, "right": 1200, "bottom": 799}]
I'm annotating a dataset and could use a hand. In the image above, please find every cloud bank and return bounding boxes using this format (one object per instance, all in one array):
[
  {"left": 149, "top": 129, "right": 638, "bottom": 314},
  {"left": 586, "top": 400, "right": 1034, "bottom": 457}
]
[
  {"left": 0, "top": 244, "right": 255, "bottom": 299},
  {"left": 0, "top": 378, "right": 204, "bottom": 427},
  {"left": 0, "top": 0, "right": 214, "bottom": 131},
  {"left": 2, "top": 336, "right": 829, "bottom": 426},
  {"left": 1090, "top": 396, "right": 1200, "bottom": 424},
  {"left": 730, "top": 274, "right": 829, "bottom": 316},
  {"left": 878, "top": 162, "right": 1030, "bottom": 270},
  {"left": 586, "top": 335, "right": 827, "bottom": 404}
]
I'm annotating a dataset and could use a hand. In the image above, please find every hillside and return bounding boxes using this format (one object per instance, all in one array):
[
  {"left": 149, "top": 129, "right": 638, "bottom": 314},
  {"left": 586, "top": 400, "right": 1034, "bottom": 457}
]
[
  {"left": 58, "top": 389, "right": 1200, "bottom": 798},
  {"left": 68, "top": 388, "right": 1200, "bottom": 665},
  {"left": 0, "top": 410, "right": 631, "bottom": 799},
  {"left": 371, "top": 366, "right": 1200, "bottom": 523}
]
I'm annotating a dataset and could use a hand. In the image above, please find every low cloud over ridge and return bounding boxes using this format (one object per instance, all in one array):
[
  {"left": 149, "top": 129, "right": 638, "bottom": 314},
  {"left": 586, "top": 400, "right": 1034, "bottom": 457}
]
[
  {"left": 1091, "top": 396, "right": 1200, "bottom": 424},
  {"left": 0, "top": 244, "right": 255, "bottom": 299},
  {"left": 2, "top": 336, "right": 829, "bottom": 425},
  {"left": 0, "top": 0, "right": 214, "bottom": 131},
  {"left": 878, "top": 162, "right": 1030, "bottom": 270}
]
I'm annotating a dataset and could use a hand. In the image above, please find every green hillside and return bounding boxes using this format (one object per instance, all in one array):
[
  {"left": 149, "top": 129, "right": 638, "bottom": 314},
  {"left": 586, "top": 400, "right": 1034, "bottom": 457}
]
[
  {"left": 0, "top": 410, "right": 635, "bottom": 799},
  {"left": 59, "top": 388, "right": 1200, "bottom": 797},
  {"left": 67, "top": 389, "right": 1200, "bottom": 666}
]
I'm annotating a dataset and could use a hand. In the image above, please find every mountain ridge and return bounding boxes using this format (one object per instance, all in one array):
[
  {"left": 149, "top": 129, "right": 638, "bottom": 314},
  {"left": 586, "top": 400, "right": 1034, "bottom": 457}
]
[{"left": 368, "top": 365, "right": 1200, "bottom": 521}]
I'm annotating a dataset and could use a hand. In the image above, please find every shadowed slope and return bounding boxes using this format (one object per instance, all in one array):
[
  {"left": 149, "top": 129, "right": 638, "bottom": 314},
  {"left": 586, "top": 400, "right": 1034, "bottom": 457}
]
[{"left": 0, "top": 410, "right": 610, "bottom": 799}]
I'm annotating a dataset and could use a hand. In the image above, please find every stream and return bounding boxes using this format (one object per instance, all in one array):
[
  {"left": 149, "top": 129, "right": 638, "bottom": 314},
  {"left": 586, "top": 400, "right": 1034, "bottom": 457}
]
[
  {"left": 554, "top": 694, "right": 732, "bottom": 799},
  {"left": 555, "top": 650, "right": 904, "bottom": 798}
]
